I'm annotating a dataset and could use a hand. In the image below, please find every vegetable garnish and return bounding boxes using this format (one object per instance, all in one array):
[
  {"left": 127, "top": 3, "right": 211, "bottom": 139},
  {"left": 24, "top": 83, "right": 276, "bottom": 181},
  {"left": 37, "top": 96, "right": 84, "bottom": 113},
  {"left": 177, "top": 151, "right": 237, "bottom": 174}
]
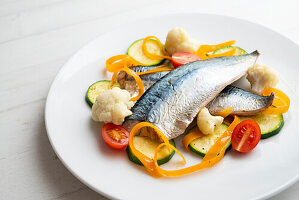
[
  {"left": 111, "top": 64, "right": 144, "bottom": 101},
  {"left": 207, "top": 48, "right": 236, "bottom": 58},
  {"left": 142, "top": 36, "right": 172, "bottom": 60},
  {"left": 171, "top": 52, "right": 201, "bottom": 68},
  {"left": 106, "top": 55, "right": 142, "bottom": 72},
  {"left": 196, "top": 40, "right": 236, "bottom": 60},
  {"left": 152, "top": 116, "right": 240, "bottom": 177},
  {"left": 261, "top": 88, "right": 290, "bottom": 115},
  {"left": 215, "top": 107, "right": 234, "bottom": 118},
  {"left": 199, "top": 40, "right": 236, "bottom": 53},
  {"left": 182, "top": 127, "right": 204, "bottom": 151},
  {"left": 102, "top": 123, "right": 130, "bottom": 149},
  {"left": 128, "top": 122, "right": 185, "bottom": 178},
  {"left": 231, "top": 119, "right": 261, "bottom": 153}
]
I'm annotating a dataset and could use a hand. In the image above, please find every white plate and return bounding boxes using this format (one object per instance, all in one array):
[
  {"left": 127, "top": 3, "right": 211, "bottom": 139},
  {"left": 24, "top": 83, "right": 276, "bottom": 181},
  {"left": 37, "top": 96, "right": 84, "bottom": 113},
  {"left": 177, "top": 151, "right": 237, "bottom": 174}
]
[{"left": 45, "top": 13, "right": 299, "bottom": 200}]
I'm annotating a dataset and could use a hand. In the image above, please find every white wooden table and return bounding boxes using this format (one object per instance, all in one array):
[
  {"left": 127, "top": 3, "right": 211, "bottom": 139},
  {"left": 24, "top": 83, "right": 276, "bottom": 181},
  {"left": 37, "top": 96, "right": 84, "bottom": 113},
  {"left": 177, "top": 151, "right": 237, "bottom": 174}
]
[{"left": 1, "top": 0, "right": 298, "bottom": 199}]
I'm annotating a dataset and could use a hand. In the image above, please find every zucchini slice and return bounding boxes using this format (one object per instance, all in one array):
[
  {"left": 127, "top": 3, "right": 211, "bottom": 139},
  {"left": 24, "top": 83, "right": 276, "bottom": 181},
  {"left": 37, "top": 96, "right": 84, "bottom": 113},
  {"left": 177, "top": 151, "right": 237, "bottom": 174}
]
[
  {"left": 85, "top": 80, "right": 120, "bottom": 107},
  {"left": 213, "top": 46, "right": 247, "bottom": 55},
  {"left": 240, "top": 113, "right": 284, "bottom": 139},
  {"left": 127, "top": 136, "right": 175, "bottom": 166},
  {"left": 127, "top": 39, "right": 165, "bottom": 66},
  {"left": 188, "top": 124, "right": 230, "bottom": 157}
]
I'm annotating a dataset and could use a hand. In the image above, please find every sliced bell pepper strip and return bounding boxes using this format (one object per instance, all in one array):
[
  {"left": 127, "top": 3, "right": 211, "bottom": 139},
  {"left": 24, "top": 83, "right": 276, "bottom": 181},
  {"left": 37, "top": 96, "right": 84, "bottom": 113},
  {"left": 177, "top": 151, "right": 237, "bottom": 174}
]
[
  {"left": 199, "top": 40, "right": 236, "bottom": 53},
  {"left": 215, "top": 107, "right": 234, "bottom": 118},
  {"left": 142, "top": 36, "right": 172, "bottom": 60},
  {"left": 196, "top": 40, "right": 236, "bottom": 60},
  {"left": 153, "top": 116, "right": 240, "bottom": 177},
  {"left": 106, "top": 55, "right": 143, "bottom": 72},
  {"left": 207, "top": 48, "right": 236, "bottom": 58},
  {"left": 128, "top": 122, "right": 185, "bottom": 178},
  {"left": 262, "top": 88, "right": 290, "bottom": 114},
  {"left": 182, "top": 127, "right": 204, "bottom": 151}
]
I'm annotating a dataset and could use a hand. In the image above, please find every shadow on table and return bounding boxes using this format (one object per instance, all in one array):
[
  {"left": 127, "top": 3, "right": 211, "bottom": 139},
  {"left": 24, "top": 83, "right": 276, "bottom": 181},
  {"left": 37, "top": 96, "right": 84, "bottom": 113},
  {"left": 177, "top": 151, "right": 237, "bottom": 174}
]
[{"left": 36, "top": 116, "right": 109, "bottom": 200}]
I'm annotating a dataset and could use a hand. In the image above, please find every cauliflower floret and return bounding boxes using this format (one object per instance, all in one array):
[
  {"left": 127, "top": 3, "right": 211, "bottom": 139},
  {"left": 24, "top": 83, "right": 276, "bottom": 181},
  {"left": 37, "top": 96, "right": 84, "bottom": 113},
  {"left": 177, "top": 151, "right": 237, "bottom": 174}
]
[
  {"left": 165, "top": 27, "right": 200, "bottom": 55},
  {"left": 92, "top": 87, "right": 134, "bottom": 125},
  {"left": 197, "top": 107, "right": 224, "bottom": 135},
  {"left": 246, "top": 64, "right": 279, "bottom": 94}
]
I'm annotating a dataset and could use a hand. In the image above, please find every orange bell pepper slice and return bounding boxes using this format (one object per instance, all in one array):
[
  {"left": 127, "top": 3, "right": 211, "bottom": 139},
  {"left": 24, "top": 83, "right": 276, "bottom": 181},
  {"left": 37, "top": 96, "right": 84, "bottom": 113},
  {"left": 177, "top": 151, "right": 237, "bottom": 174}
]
[
  {"left": 261, "top": 88, "right": 290, "bottom": 115},
  {"left": 215, "top": 107, "right": 234, "bottom": 118},
  {"left": 199, "top": 40, "right": 236, "bottom": 53},
  {"left": 106, "top": 55, "right": 142, "bottom": 72},
  {"left": 196, "top": 40, "right": 236, "bottom": 60}
]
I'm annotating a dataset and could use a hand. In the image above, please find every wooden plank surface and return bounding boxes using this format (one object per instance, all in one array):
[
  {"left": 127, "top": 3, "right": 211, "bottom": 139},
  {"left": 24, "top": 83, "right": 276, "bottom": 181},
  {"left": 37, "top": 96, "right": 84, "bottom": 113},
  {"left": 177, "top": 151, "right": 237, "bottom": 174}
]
[{"left": 0, "top": 0, "right": 298, "bottom": 199}]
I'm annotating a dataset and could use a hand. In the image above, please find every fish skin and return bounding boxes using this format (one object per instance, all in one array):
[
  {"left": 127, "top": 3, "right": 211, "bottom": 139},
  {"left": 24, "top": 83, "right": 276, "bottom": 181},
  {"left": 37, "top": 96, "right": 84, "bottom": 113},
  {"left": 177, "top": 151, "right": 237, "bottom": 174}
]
[
  {"left": 119, "top": 62, "right": 274, "bottom": 116},
  {"left": 123, "top": 51, "right": 259, "bottom": 140},
  {"left": 207, "top": 85, "right": 274, "bottom": 116}
]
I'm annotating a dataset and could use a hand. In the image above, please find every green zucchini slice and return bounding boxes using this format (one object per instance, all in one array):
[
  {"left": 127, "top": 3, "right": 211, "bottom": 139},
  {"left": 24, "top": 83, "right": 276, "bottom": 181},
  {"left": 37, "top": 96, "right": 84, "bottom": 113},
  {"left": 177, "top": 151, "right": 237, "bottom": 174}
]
[
  {"left": 127, "top": 136, "right": 175, "bottom": 166},
  {"left": 85, "top": 80, "right": 120, "bottom": 107},
  {"left": 213, "top": 46, "right": 247, "bottom": 55},
  {"left": 188, "top": 124, "right": 230, "bottom": 157},
  {"left": 127, "top": 39, "right": 165, "bottom": 66},
  {"left": 240, "top": 113, "right": 284, "bottom": 139}
]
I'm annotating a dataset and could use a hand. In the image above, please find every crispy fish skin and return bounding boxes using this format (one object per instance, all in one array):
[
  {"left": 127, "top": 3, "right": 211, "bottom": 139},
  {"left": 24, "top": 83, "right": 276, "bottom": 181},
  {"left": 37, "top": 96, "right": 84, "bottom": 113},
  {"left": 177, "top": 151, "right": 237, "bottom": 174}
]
[
  {"left": 123, "top": 51, "right": 259, "bottom": 139},
  {"left": 207, "top": 85, "right": 274, "bottom": 116}
]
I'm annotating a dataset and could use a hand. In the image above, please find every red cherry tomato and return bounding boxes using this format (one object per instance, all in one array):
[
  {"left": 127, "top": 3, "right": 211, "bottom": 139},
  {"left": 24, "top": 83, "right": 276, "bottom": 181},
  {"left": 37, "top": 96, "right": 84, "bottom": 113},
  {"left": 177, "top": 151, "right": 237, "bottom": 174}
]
[
  {"left": 102, "top": 123, "right": 129, "bottom": 149},
  {"left": 231, "top": 119, "right": 261, "bottom": 153},
  {"left": 171, "top": 52, "right": 201, "bottom": 68}
]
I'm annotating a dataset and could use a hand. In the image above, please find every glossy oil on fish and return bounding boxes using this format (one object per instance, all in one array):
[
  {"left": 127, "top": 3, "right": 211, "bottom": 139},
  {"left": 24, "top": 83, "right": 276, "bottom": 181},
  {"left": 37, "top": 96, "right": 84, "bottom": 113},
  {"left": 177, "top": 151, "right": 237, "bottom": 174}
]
[{"left": 123, "top": 51, "right": 259, "bottom": 140}]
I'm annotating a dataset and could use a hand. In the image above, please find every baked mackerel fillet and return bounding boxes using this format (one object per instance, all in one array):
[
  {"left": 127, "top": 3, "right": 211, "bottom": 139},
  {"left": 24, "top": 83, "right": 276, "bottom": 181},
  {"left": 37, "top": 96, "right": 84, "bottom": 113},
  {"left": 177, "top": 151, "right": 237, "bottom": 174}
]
[{"left": 123, "top": 51, "right": 260, "bottom": 140}]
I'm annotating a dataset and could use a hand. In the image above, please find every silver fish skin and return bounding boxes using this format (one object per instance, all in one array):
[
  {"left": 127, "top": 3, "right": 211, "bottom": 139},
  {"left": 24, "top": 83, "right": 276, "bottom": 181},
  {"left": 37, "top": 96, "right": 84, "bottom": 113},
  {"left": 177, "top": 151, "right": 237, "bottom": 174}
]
[
  {"left": 118, "top": 67, "right": 274, "bottom": 116},
  {"left": 123, "top": 51, "right": 259, "bottom": 140},
  {"left": 207, "top": 85, "right": 274, "bottom": 116}
]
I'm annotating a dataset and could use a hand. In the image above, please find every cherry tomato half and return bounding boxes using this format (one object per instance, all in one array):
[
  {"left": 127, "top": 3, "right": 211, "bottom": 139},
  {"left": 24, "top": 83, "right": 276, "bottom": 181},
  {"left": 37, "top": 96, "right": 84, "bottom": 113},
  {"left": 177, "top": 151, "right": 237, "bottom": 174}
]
[
  {"left": 231, "top": 119, "right": 261, "bottom": 153},
  {"left": 102, "top": 123, "right": 129, "bottom": 149},
  {"left": 171, "top": 52, "right": 201, "bottom": 68}
]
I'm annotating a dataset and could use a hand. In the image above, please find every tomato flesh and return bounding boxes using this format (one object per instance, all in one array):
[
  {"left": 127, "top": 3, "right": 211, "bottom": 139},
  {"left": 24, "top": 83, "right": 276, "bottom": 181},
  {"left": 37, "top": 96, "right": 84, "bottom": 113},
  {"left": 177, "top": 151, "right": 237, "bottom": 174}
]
[
  {"left": 102, "top": 123, "right": 129, "bottom": 149},
  {"left": 231, "top": 119, "right": 261, "bottom": 153},
  {"left": 171, "top": 52, "right": 201, "bottom": 68}
]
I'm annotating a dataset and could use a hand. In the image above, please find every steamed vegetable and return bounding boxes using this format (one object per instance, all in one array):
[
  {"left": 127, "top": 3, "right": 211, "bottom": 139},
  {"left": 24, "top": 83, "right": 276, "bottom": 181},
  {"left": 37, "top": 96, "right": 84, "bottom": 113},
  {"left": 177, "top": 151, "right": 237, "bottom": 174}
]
[
  {"left": 85, "top": 80, "right": 120, "bottom": 107},
  {"left": 188, "top": 124, "right": 231, "bottom": 157},
  {"left": 165, "top": 27, "right": 200, "bottom": 55},
  {"left": 127, "top": 137, "right": 175, "bottom": 165},
  {"left": 197, "top": 107, "right": 224, "bottom": 135},
  {"left": 213, "top": 46, "right": 247, "bottom": 55},
  {"left": 128, "top": 39, "right": 165, "bottom": 65},
  {"left": 246, "top": 64, "right": 279, "bottom": 94},
  {"left": 240, "top": 113, "right": 284, "bottom": 139},
  {"left": 92, "top": 87, "right": 134, "bottom": 125}
]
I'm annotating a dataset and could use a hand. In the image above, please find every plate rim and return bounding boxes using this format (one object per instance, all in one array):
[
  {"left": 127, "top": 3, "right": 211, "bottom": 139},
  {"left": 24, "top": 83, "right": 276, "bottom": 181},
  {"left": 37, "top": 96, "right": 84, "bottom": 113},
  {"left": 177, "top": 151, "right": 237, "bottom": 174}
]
[{"left": 45, "top": 12, "right": 299, "bottom": 200}]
